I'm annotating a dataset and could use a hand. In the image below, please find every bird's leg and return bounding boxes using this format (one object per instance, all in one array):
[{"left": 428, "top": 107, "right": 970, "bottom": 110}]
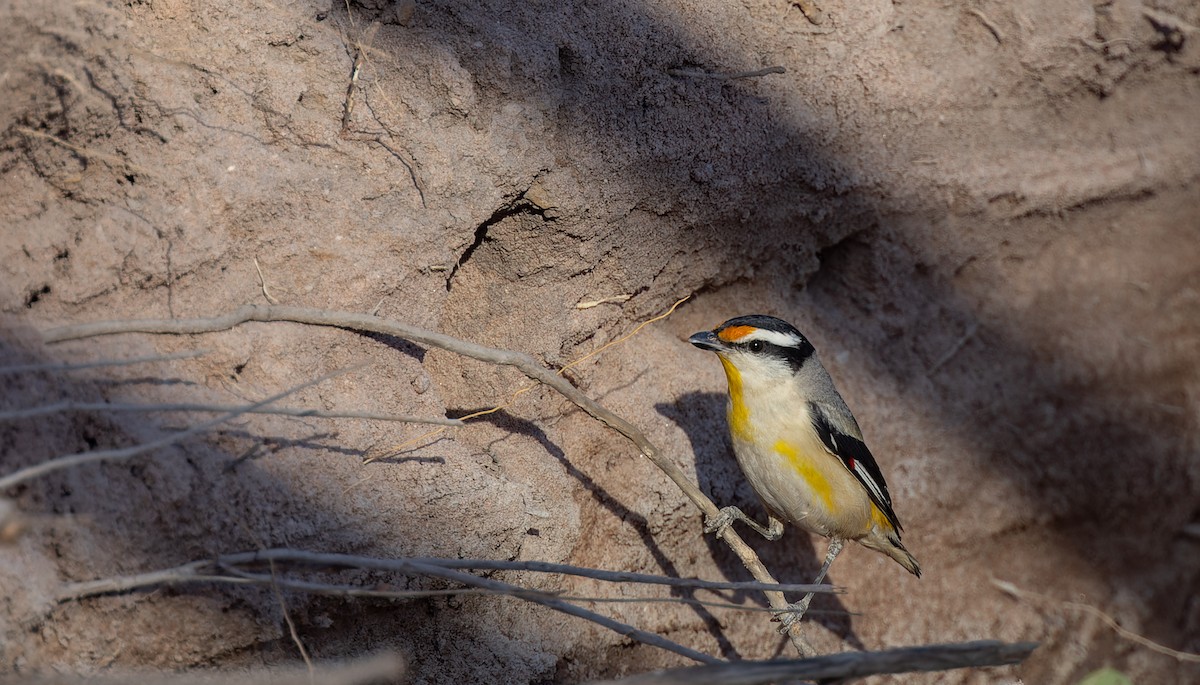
[
  {"left": 777, "top": 536, "right": 844, "bottom": 631},
  {"left": 704, "top": 506, "right": 784, "bottom": 541}
]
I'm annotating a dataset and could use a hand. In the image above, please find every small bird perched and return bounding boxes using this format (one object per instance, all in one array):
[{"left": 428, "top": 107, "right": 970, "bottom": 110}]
[{"left": 689, "top": 314, "right": 919, "bottom": 625}]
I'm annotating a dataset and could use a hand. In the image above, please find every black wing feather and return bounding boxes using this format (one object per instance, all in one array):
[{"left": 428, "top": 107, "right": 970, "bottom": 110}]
[{"left": 808, "top": 402, "right": 903, "bottom": 533}]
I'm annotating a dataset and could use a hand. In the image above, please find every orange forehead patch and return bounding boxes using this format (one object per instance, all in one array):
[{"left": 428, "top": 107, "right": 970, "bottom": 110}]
[{"left": 717, "top": 325, "right": 756, "bottom": 343}]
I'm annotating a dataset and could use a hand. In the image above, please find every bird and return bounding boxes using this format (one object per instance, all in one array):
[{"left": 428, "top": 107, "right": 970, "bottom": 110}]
[{"left": 689, "top": 314, "right": 919, "bottom": 626}]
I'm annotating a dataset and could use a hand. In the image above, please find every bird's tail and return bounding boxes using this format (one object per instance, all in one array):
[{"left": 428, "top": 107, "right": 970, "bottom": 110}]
[{"left": 861, "top": 528, "right": 922, "bottom": 578}]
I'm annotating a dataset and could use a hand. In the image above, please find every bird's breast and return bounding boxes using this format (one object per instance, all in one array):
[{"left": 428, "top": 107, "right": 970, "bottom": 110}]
[{"left": 722, "top": 375, "right": 873, "bottom": 538}]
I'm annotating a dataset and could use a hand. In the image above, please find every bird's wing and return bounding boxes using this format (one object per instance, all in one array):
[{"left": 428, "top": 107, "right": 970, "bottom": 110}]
[{"left": 808, "top": 401, "right": 903, "bottom": 533}]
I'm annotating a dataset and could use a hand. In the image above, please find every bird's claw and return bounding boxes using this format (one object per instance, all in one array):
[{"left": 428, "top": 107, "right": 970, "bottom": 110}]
[
  {"left": 703, "top": 507, "right": 738, "bottom": 535},
  {"left": 774, "top": 598, "right": 814, "bottom": 633}
]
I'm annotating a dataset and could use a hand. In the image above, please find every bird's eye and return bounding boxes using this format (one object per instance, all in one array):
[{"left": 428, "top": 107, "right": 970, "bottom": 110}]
[{"left": 748, "top": 340, "right": 764, "bottom": 353}]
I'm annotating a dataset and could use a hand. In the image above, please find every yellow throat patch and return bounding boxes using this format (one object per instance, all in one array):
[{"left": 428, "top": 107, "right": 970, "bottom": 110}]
[{"left": 718, "top": 355, "right": 753, "bottom": 442}]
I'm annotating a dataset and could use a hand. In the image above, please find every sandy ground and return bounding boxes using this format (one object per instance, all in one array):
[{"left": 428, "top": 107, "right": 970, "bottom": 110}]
[{"left": 1, "top": 0, "right": 1199, "bottom": 682}]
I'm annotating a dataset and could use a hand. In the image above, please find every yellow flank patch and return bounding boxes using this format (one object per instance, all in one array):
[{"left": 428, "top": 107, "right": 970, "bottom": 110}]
[
  {"left": 773, "top": 440, "right": 835, "bottom": 511},
  {"left": 718, "top": 325, "right": 756, "bottom": 343},
  {"left": 718, "top": 355, "right": 753, "bottom": 441},
  {"left": 870, "top": 502, "right": 895, "bottom": 532}
]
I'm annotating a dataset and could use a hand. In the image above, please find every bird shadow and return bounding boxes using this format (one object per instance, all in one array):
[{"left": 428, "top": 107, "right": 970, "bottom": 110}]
[
  {"left": 656, "top": 391, "right": 865, "bottom": 650},
  {"left": 455, "top": 406, "right": 746, "bottom": 660}
]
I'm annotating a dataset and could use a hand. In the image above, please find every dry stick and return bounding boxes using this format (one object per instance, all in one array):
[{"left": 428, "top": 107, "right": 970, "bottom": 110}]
[
  {"left": 341, "top": 21, "right": 381, "bottom": 132},
  {"left": 55, "top": 555, "right": 721, "bottom": 664},
  {"left": 410, "top": 557, "right": 833, "bottom": 594},
  {"left": 76, "top": 565, "right": 806, "bottom": 615},
  {"left": 0, "top": 366, "right": 356, "bottom": 491},
  {"left": 372, "top": 137, "right": 427, "bottom": 208},
  {"left": 577, "top": 295, "right": 632, "bottom": 309},
  {"left": 43, "top": 304, "right": 821, "bottom": 656},
  {"left": 667, "top": 66, "right": 786, "bottom": 81},
  {"left": 403, "top": 559, "right": 721, "bottom": 664},
  {"left": 59, "top": 548, "right": 714, "bottom": 663},
  {"left": 968, "top": 9, "right": 1004, "bottom": 43},
  {"left": 585, "top": 640, "right": 1038, "bottom": 685},
  {"left": 4, "top": 652, "right": 406, "bottom": 685},
  {"left": 57, "top": 549, "right": 835, "bottom": 600},
  {"left": 0, "top": 349, "right": 208, "bottom": 374},
  {"left": 0, "top": 400, "right": 462, "bottom": 426},
  {"left": 269, "top": 560, "right": 315, "bottom": 678},
  {"left": 253, "top": 256, "right": 280, "bottom": 305},
  {"left": 992, "top": 578, "right": 1200, "bottom": 663}
]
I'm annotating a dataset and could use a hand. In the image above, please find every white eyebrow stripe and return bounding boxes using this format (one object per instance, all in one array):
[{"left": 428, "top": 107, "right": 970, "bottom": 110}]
[{"left": 739, "top": 328, "right": 804, "bottom": 348}]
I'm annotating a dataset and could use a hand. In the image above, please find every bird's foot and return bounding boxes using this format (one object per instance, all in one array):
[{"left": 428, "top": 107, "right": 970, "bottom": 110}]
[
  {"left": 703, "top": 506, "right": 739, "bottom": 535},
  {"left": 704, "top": 506, "right": 783, "bottom": 540},
  {"left": 774, "top": 595, "right": 816, "bottom": 633}
]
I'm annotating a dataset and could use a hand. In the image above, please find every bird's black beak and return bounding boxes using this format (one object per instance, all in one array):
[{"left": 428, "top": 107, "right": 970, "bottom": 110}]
[{"left": 688, "top": 330, "right": 725, "bottom": 352}]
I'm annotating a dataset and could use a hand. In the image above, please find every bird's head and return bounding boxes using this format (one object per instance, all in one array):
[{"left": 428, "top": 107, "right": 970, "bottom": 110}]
[{"left": 688, "top": 314, "right": 816, "bottom": 381}]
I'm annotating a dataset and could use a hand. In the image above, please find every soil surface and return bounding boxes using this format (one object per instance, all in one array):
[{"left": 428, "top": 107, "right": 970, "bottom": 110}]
[{"left": 2, "top": 0, "right": 1199, "bottom": 683}]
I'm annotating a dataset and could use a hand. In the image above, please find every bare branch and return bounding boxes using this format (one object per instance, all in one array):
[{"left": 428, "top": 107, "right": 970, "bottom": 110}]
[
  {"left": 667, "top": 66, "right": 786, "bottom": 81},
  {"left": 403, "top": 559, "right": 721, "bottom": 664},
  {"left": 584, "top": 641, "right": 1038, "bottom": 684},
  {"left": 0, "top": 400, "right": 461, "bottom": 426},
  {"left": 4, "top": 652, "right": 405, "bottom": 685},
  {"left": 42, "top": 304, "right": 823, "bottom": 654},
  {"left": 0, "top": 367, "right": 358, "bottom": 491},
  {"left": 57, "top": 548, "right": 836, "bottom": 601},
  {"left": 410, "top": 557, "right": 835, "bottom": 595}
]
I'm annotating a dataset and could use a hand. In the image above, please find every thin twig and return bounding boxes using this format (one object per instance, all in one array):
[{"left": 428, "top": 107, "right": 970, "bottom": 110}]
[
  {"left": 0, "top": 366, "right": 357, "bottom": 491},
  {"left": 928, "top": 322, "right": 979, "bottom": 376},
  {"left": 968, "top": 9, "right": 1005, "bottom": 43},
  {"left": 412, "top": 557, "right": 834, "bottom": 594},
  {"left": 992, "top": 578, "right": 1200, "bottom": 663},
  {"left": 4, "top": 653, "right": 405, "bottom": 685},
  {"left": 253, "top": 257, "right": 280, "bottom": 304},
  {"left": 58, "top": 548, "right": 716, "bottom": 663},
  {"left": 0, "top": 350, "right": 208, "bottom": 375},
  {"left": 341, "top": 21, "right": 381, "bottom": 132},
  {"left": 372, "top": 136, "right": 427, "bottom": 208},
  {"left": 42, "top": 304, "right": 819, "bottom": 655},
  {"left": 58, "top": 549, "right": 835, "bottom": 600},
  {"left": 404, "top": 559, "right": 720, "bottom": 664},
  {"left": 576, "top": 295, "right": 632, "bottom": 309},
  {"left": 0, "top": 400, "right": 462, "bottom": 426},
  {"left": 269, "top": 560, "right": 314, "bottom": 679},
  {"left": 70, "top": 564, "right": 817, "bottom": 615},
  {"left": 667, "top": 66, "right": 786, "bottom": 81},
  {"left": 585, "top": 640, "right": 1038, "bottom": 684}
]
